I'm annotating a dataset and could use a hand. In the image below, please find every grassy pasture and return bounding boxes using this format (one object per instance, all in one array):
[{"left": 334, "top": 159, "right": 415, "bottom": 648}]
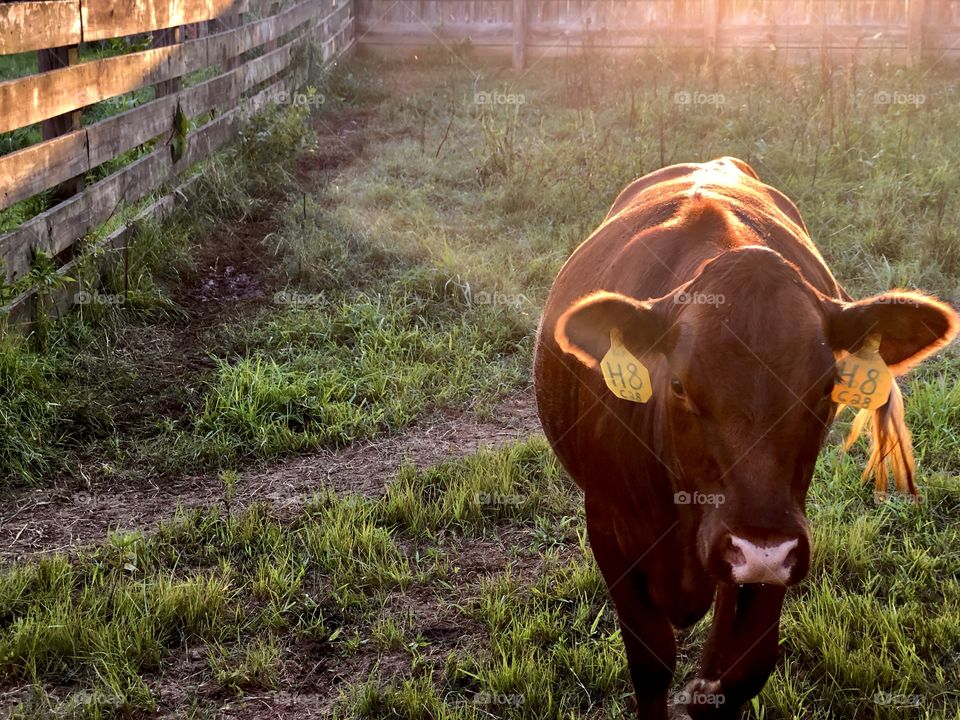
[{"left": 0, "top": 47, "right": 959, "bottom": 718}]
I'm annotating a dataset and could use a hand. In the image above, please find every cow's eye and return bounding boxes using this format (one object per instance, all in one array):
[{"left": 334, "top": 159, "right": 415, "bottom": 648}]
[{"left": 671, "top": 377, "right": 686, "bottom": 397}]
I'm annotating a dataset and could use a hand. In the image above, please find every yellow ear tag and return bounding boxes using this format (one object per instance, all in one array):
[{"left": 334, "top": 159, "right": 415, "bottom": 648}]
[
  {"left": 831, "top": 333, "right": 893, "bottom": 410},
  {"left": 601, "top": 329, "right": 653, "bottom": 403}
]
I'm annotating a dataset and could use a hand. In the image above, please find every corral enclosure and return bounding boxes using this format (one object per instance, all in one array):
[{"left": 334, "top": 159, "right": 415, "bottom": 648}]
[
  {"left": 1, "top": 0, "right": 959, "bottom": 329},
  {"left": 0, "top": 0, "right": 959, "bottom": 718},
  {"left": 356, "top": 0, "right": 960, "bottom": 60}
]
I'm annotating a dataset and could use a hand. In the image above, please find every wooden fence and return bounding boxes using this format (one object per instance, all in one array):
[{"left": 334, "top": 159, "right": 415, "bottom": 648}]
[
  {"left": 356, "top": 0, "right": 960, "bottom": 67},
  {"left": 2, "top": 0, "right": 957, "bottom": 328},
  {"left": 0, "top": 0, "right": 354, "bottom": 327}
]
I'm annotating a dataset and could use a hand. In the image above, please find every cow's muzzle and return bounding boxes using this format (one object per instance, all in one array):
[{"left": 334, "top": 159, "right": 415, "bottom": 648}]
[{"left": 709, "top": 530, "right": 810, "bottom": 586}]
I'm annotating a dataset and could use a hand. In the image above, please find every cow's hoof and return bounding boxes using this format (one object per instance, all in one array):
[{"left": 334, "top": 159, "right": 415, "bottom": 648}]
[{"left": 682, "top": 678, "right": 735, "bottom": 719}]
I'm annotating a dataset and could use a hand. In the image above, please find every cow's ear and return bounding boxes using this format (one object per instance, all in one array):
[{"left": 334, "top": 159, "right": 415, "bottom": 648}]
[
  {"left": 555, "top": 291, "right": 670, "bottom": 368},
  {"left": 826, "top": 291, "right": 959, "bottom": 373}
]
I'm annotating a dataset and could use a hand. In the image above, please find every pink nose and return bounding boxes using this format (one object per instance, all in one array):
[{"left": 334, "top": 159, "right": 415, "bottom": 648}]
[{"left": 724, "top": 536, "right": 799, "bottom": 585}]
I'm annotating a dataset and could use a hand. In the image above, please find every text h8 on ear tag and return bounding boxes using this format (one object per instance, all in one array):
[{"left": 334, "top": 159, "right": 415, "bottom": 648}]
[
  {"left": 832, "top": 333, "right": 893, "bottom": 410},
  {"left": 601, "top": 329, "right": 652, "bottom": 403}
]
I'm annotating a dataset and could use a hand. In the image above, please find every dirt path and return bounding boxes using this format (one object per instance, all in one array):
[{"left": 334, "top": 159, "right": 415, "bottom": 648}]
[{"left": 0, "top": 391, "right": 540, "bottom": 563}]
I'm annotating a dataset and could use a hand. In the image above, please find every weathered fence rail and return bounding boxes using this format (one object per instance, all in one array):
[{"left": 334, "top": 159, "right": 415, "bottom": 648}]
[
  {"left": 0, "top": 0, "right": 354, "bottom": 327},
  {"left": 357, "top": 0, "right": 960, "bottom": 67}
]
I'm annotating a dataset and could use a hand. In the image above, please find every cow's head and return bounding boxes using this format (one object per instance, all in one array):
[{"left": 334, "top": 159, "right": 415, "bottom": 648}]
[{"left": 556, "top": 246, "right": 958, "bottom": 586}]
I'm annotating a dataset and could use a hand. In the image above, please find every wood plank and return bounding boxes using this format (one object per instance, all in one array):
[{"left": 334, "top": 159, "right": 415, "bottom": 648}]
[
  {"left": 513, "top": 0, "right": 527, "bottom": 69},
  {"left": 0, "top": 1, "right": 81, "bottom": 55},
  {"left": 38, "top": 45, "right": 85, "bottom": 203},
  {"left": 0, "top": 76, "right": 293, "bottom": 283},
  {"left": 0, "top": 3, "right": 354, "bottom": 329},
  {"left": 0, "top": 0, "right": 324, "bottom": 135},
  {"left": 80, "top": 0, "right": 246, "bottom": 41},
  {"left": 206, "top": 0, "right": 326, "bottom": 63},
  {"left": 153, "top": 26, "right": 184, "bottom": 97},
  {"left": 0, "top": 132, "right": 88, "bottom": 210},
  {"left": 0, "top": 77, "right": 291, "bottom": 328},
  {"left": 4, "top": 148, "right": 173, "bottom": 284},
  {"left": 0, "top": 45, "right": 193, "bottom": 136},
  {"left": 0, "top": 35, "right": 305, "bottom": 211},
  {"left": 219, "top": 10, "right": 245, "bottom": 71},
  {"left": 357, "top": 24, "right": 910, "bottom": 51}
]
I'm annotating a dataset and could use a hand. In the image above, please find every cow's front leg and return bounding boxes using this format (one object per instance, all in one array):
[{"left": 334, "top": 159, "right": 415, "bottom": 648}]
[
  {"left": 586, "top": 509, "right": 676, "bottom": 720},
  {"left": 685, "top": 583, "right": 786, "bottom": 719}
]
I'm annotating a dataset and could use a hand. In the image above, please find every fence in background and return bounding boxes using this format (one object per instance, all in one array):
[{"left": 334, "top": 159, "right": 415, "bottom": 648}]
[
  {"left": 356, "top": 0, "right": 960, "bottom": 68},
  {"left": 0, "top": 0, "right": 354, "bottom": 327},
  {"left": 2, "top": 0, "right": 958, "bottom": 328}
]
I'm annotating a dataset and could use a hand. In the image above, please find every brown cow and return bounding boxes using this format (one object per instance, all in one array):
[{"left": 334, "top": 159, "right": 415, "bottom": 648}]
[{"left": 533, "top": 157, "right": 958, "bottom": 719}]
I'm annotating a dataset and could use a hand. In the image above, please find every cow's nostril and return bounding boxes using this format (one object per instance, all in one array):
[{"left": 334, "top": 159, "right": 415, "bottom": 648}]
[
  {"left": 725, "top": 536, "right": 746, "bottom": 567},
  {"left": 724, "top": 536, "right": 799, "bottom": 585}
]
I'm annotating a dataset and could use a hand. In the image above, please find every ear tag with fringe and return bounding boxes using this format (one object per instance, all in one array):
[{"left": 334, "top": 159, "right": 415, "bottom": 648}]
[
  {"left": 832, "top": 334, "right": 892, "bottom": 410},
  {"left": 601, "top": 329, "right": 652, "bottom": 403}
]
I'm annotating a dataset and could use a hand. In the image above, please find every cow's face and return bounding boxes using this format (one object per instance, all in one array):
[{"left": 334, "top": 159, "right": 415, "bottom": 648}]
[{"left": 555, "top": 246, "right": 958, "bottom": 587}]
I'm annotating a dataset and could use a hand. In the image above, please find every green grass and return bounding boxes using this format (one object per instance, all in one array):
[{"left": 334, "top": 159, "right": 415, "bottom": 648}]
[
  {"left": 9, "top": 47, "right": 960, "bottom": 490},
  {"left": 328, "top": 51, "right": 960, "bottom": 306},
  {"left": 194, "top": 290, "right": 527, "bottom": 462},
  {"left": 2, "top": 435, "right": 956, "bottom": 718},
  {"left": 338, "top": 438, "right": 960, "bottom": 720},
  {"left": 0, "top": 439, "right": 570, "bottom": 716}
]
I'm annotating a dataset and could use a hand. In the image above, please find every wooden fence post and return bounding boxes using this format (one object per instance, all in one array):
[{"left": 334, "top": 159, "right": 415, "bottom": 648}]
[
  {"left": 37, "top": 45, "right": 83, "bottom": 202},
  {"left": 353, "top": 0, "right": 361, "bottom": 48},
  {"left": 703, "top": 0, "right": 720, "bottom": 62},
  {"left": 264, "top": 1, "right": 280, "bottom": 52},
  {"left": 673, "top": 0, "right": 687, "bottom": 24},
  {"left": 152, "top": 26, "right": 183, "bottom": 96},
  {"left": 926, "top": 0, "right": 950, "bottom": 58},
  {"left": 222, "top": 11, "right": 243, "bottom": 71},
  {"left": 907, "top": 0, "right": 927, "bottom": 66},
  {"left": 513, "top": 0, "right": 527, "bottom": 71}
]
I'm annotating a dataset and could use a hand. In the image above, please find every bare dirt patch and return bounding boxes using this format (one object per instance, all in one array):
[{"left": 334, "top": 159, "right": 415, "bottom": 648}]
[
  {"left": 297, "top": 110, "right": 371, "bottom": 181},
  {"left": 0, "top": 390, "right": 540, "bottom": 563}
]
